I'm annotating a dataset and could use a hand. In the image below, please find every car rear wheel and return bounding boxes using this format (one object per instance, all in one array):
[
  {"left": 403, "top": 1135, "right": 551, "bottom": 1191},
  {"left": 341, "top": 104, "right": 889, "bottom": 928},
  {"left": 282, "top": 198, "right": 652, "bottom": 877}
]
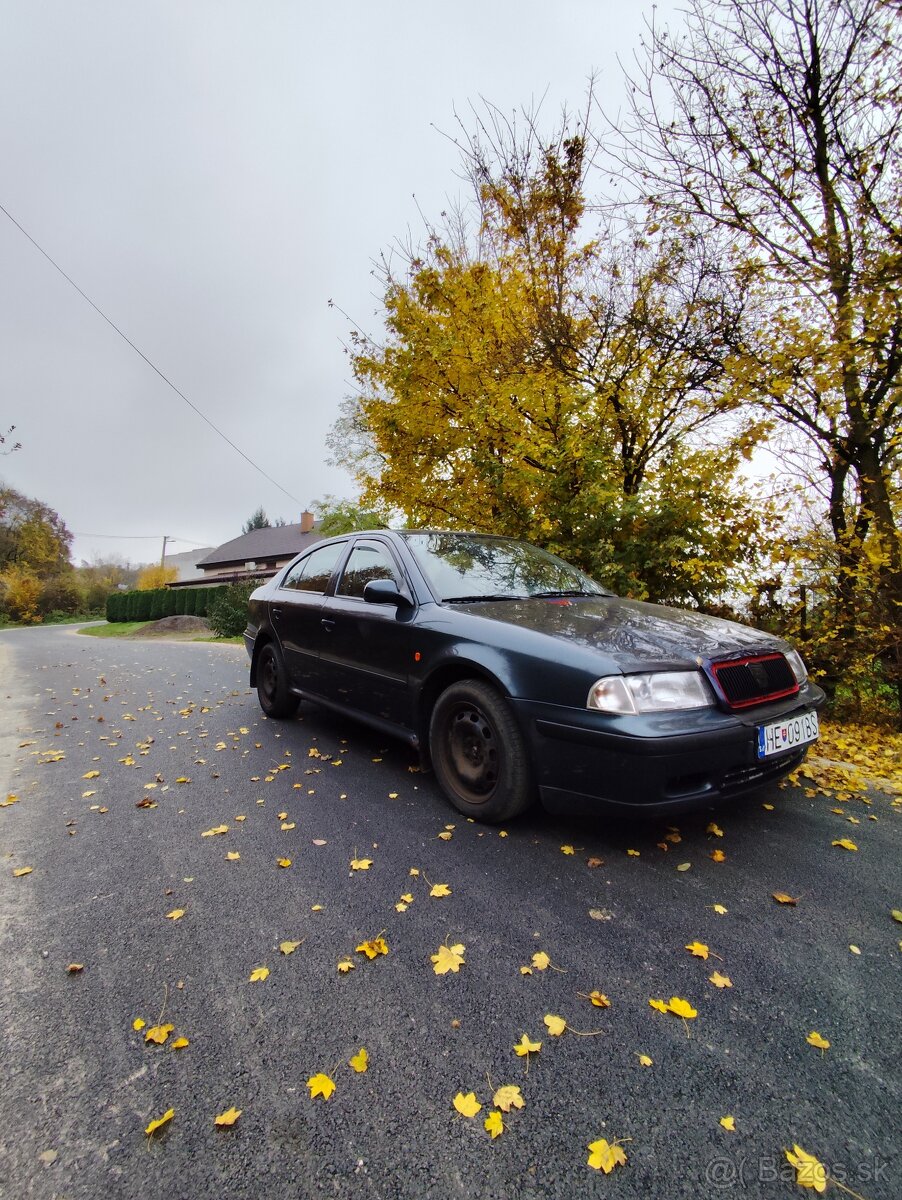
[
  {"left": 429, "top": 680, "right": 534, "bottom": 822},
  {"left": 256, "top": 642, "right": 300, "bottom": 719}
]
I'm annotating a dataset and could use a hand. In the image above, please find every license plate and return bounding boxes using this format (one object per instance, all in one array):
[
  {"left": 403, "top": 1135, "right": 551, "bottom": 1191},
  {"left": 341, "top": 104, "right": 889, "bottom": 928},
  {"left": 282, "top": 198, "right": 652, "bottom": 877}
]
[{"left": 756, "top": 711, "right": 819, "bottom": 759}]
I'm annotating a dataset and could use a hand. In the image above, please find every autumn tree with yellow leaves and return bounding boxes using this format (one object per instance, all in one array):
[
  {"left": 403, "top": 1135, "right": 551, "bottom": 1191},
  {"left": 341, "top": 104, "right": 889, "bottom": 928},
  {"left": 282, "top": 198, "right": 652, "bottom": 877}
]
[
  {"left": 621, "top": 0, "right": 902, "bottom": 709},
  {"left": 335, "top": 116, "right": 774, "bottom": 608}
]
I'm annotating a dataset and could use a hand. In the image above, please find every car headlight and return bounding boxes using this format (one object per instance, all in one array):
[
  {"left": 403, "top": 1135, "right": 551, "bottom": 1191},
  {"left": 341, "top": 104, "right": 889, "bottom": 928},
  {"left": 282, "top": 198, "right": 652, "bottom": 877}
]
[
  {"left": 588, "top": 671, "right": 714, "bottom": 714},
  {"left": 783, "top": 649, "right": 808, "bottom": 685}
]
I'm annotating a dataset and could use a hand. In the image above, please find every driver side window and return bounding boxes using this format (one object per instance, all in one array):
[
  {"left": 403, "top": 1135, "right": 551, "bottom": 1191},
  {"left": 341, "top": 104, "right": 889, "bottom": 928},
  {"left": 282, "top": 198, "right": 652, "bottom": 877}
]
[{"left": 336, "top": 542, "right": 401, "bottom": 599}]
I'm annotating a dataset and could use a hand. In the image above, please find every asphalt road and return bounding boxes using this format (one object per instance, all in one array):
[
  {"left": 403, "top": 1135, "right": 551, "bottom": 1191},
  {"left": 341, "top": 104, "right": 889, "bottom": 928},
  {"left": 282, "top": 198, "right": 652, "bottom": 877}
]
[{"left": 1, "top": 624, "right": 899, "bottom": 1200}]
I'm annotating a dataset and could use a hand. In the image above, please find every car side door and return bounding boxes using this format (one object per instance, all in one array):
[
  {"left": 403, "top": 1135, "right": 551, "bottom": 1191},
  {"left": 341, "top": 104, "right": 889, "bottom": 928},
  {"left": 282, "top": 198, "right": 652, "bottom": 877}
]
[
  {"left": 317, "top": 538, "right": 416, "bottom": 729},
  {"left": 271, "top": 540, "right": 348, "bottom": 694}
]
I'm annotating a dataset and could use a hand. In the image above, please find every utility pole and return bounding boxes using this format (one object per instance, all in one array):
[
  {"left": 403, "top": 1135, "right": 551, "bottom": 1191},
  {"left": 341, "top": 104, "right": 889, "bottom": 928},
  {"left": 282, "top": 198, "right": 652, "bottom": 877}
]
[{"left": 160, "top": 535, "right": 168, "bottom": 569}]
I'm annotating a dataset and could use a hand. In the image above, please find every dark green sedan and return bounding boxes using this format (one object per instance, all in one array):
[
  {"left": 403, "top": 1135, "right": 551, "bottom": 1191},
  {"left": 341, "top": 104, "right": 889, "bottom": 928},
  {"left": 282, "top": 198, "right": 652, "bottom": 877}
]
[{"left": 245, "top": 531, "right": 824, "bottom": 823}]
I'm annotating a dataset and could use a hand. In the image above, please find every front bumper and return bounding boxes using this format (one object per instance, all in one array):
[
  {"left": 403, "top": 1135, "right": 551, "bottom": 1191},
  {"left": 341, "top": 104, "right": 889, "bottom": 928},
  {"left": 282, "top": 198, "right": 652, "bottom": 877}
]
[{"left": 514, "top": 682, "right": 825, "bottom": 816}]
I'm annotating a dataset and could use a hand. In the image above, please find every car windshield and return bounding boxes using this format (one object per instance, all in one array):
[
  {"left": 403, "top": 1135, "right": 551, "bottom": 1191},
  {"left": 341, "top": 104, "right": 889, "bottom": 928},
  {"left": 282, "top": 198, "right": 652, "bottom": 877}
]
[{"left": 401, "top": 532, "right": 610, "bottom": 603}]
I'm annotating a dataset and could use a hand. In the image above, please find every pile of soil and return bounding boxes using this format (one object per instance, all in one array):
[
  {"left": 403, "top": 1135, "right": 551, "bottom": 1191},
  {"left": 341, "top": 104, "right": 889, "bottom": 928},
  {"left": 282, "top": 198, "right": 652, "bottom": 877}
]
[{"left": 128, "top": 616, "right": 212, "bottom": 638}]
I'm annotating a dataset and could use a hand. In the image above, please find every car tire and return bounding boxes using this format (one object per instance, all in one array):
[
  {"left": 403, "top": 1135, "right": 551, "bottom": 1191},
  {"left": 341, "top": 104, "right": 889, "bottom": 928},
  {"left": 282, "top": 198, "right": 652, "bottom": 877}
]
[
  {"left": 429, "top": 680, "right": 534, "bottom": 822},
  {"left": 256, "top": 642, "right": 300, "bottom": 719}
]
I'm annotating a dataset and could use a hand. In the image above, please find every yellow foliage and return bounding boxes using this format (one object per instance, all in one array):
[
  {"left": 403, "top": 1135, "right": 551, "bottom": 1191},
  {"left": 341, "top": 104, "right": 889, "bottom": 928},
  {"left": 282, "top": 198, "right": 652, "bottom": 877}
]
[{"left": 136, "top": 564, "right": 178, "bottom": 590}]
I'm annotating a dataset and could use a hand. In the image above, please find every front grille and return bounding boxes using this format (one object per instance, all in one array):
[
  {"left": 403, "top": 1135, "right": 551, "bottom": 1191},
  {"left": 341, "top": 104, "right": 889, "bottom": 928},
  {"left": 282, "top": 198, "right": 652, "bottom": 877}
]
[{"left": 710, "top": 653, "right": 798, "bottom": 710}]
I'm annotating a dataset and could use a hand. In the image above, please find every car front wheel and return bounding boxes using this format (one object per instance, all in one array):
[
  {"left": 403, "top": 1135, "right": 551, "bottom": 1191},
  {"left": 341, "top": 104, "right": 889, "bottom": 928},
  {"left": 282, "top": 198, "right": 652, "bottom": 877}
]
[
  {"left": 429, "top": 680, "right": 534, "bottom": 822},
  {"left": 256, "top": 642, "right": 300, "bottom": 719}
]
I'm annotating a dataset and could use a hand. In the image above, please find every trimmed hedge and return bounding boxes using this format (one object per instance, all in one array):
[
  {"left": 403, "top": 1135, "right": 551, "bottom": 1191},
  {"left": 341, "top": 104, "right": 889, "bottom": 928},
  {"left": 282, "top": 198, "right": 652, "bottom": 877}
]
[{"left": 105, "top": 585, "right": 223, "bottom": 623}]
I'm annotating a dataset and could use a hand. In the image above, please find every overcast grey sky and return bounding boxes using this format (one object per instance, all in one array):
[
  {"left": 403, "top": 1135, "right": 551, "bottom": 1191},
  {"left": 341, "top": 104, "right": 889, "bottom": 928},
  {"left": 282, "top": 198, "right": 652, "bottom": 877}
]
[{"left": 0, "top": 0, "right": 667, "bottom": 568}]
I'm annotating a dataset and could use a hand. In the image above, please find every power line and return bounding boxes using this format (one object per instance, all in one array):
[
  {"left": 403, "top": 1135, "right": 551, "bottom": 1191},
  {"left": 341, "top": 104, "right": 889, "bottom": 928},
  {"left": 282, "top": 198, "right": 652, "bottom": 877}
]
[
  {"left": 72, "top": 532, "right": 210, "bottom": 545},
  {"left": 0, "top": 201, "right": 305, "bottom": 509}
]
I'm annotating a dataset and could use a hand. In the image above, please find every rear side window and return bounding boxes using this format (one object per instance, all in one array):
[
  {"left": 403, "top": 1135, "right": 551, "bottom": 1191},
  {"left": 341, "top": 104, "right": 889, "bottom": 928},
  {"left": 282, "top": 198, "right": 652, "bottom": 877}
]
[
  {"left": 280, "top": 542, "right": 345, "bottom": 594},
  {"left": 336, "top": 541, "right": 401, "bottom": 599}
]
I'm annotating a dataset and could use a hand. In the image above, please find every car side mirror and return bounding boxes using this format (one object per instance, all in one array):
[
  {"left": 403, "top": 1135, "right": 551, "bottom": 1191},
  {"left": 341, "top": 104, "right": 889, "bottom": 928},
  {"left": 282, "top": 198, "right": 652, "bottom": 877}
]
[{"left": 363, "top": 579, "right": 409, "bottom": 607}]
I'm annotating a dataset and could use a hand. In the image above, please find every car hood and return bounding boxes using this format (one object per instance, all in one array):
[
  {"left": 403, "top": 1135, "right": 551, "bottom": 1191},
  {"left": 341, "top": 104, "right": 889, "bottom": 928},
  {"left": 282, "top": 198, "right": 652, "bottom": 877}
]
[{"left": 452, "top": 596, "right": 787, "bottom": 672}]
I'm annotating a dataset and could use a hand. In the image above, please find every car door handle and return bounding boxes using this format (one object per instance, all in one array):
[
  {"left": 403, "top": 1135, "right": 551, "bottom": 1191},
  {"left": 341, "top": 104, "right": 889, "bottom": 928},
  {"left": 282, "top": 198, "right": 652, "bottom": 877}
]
[
  {"left": 271, "top": 606, "right": 283, "bottom": 620},
  {"left": 321, "top": 618, "right": 335, "bottom": 632}
]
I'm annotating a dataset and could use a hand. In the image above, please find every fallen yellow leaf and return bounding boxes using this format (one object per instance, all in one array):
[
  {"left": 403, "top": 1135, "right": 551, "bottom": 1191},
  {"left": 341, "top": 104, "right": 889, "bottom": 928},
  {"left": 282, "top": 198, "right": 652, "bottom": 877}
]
[
  {"left": 710, "top": 849, "right": 726, "bottom": 862},
  {"left": 513, "top": 1034, "right": 541, "bottom": 1056},
  {"left": 772, "top": 892, "right": 799, "bottom": 905},
  {"left": 543, "top": 1013, "right": 566, "bottom": 1036},
  {"left": 531, "top": 951, "right": 551, "bottom": 971},
  {"left": 685, "top": 941, "right": 709, "bottom": 959},
  {"left": 226, "top": 851, "right": 240, "bottom": 861},
  {"left": 627, "top": 849, "right": 640, "bottom": 857},
  {"left": 166, "top": 909, "right": 185, "bottom": 921},
  {"left": 720, "top": 1115, "right": 736, "bottom": 1131},
  {"left": 350, "top": 857, "right": 373, "bottom": 870},
  {"left": 171, "top": 1037, "right": 189, "bottom": 1050},
  {"left": 279, "top": 940, "right": 301, "bottom": 955},
  {"left": 145, "top": 1108, "right": 174, "bottom": 1136},
  {"left": 637, "top": 1054, "right": 653, "bottom": 1067},
  {"left": 12, "top": 867, "right": 33, "bottom": 877},
  {"left": 453, "top": 1091, "right": 481, "bottom": 1118},
  {"left": 587, "top": 1137, "right": 627, "bottom": 1173},
  {"left": 431, "top": 943, "right": 465, "bottom": 974},
  {"left": 706, "top": 822, "right": 724, "bottom": 837},
  {"left": 667, "top": 997, "right": 697, "bottom": 1019},
  {"left": 484, "top": 1110, "right": 504, "bottom": 1138},
  {"left": 356, "top": 936, "right": 389, "bottom": 960},
  {"left": 806, "top": 1031, "right": 830, "bottom": 1050},
  {"left": 277, "top": 858, "right": 292, "bottom": 868},
  {"left": 66, "top": 963, "right": 84, "bottom": 973},
  {"left": 649, "top": 998, "right": 669, "bottom": 1013},
  {"left": 831, "top": 839, "right": 857, "bottom": 851},
  {"left": 349, "top": 1048, "right": 369, "bottom": 1073},
  {"left": 307, "top": 1073, "right": 335, "bottom": 1100},
  {"left": 492, "top": 1085, "right": 525, "bottom": 1112},
  {"left": 709, "top": 971, "right": 732, "bottom": 988},
  {"left": 132, "top": 1018, "right": 146, "bottom": 1031},
  {"left": 784, "top": 1144, "right": 827, "bottom": 1193},
  {"left": 82, "top": 771, "right": 100, "bottom": 779},
  {"left": 249, "top": 966, "right": 270, "bottom": 982},
  {"left": 145, "top": 1024, "right": 174, "bottom": 1045},
  {"left": 711, "top": 904, "right": 728, "bottom": 914},
  {"left": 560, "top": 844, "right": 575, "bottom": 855},
  {"left": 429, "top": 883, "right": 452, "bottom": 897},
  {"left": 337, "top": 959, "right": 355, "bottom": 973}
]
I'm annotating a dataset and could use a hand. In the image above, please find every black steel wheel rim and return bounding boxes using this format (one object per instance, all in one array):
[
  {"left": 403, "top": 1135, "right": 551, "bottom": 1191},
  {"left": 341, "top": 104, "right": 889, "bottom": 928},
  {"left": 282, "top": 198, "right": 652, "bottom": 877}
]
[
  {"left": 260, "top": 650, "right": 278, "bottom": 704},
  {"left": 444, "top": 701, "right": 499, "bottom": 802}
]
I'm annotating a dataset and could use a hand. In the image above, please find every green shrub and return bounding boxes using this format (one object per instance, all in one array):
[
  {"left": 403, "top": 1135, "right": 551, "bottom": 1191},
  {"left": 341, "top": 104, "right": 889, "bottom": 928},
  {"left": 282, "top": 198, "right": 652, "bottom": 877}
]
[
  {"left": 175, "top": 587, "right": 187, "bottom": 616},
  {"left": 208, "top": 580, "right": 262, "bottom": 638},
  {"left": 183, "top": 588, "right": 197, "bottom": 616}
]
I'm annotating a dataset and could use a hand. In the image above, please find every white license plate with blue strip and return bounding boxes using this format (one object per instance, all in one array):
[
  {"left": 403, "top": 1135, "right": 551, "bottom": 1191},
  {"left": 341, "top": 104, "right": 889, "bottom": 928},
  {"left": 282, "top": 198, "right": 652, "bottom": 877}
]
[{"left": 756, "top": 711, "right": 819, "bottom": 759}]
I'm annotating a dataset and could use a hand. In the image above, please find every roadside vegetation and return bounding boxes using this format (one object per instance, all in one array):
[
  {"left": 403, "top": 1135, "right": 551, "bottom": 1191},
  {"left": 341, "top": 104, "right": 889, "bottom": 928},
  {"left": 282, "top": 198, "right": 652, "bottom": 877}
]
[{"left": 334, "top": 0, "right": 900, "bottom": 728}]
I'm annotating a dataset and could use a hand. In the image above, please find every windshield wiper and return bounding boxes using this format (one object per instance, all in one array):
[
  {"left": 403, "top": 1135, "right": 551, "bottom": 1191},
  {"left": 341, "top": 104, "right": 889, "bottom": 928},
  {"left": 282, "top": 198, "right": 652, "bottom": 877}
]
[
  {"left": 443, "top": 593, "right": 526, "bottom": 603},
  {"left": 530, "top": 589, "right": 604, "bottom": 598}
]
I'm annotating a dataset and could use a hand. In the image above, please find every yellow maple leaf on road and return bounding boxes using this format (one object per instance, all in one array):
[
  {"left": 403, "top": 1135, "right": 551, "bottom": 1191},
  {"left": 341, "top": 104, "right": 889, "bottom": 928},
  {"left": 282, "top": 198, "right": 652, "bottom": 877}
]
[
  {"left": 12, "top": 867, "right": 33, "bottom": 877},
  {"left": 513, "top": 1034, "right": 541, "bottom": 1057},
  {"left": 349, "top": 1048, "right": 369, "bottom": 1073},
  {"left": 214, "top": 1107, "right": 241, "bottom": 1126},
  {"left": 649, "top": 998, "right": 669, "bottom": 1013},
  {"left": 356, "top": 936, "right": 389, "bottom": 959},
  {"left": 667, "top": 997, "right": 697, "bottom": 1019},
  {"left": 587, "top": 1138, "right": 627, "bottom": 1173},
  {"left": 350, "top": 857, "right": 373, "bottom": 870},
  {"left": 785, "top": 1144, "right": 827, "bottom": 1192},
  {"left": 706, "top": 822, "right": 724, "bottom": 837},
  {"left": 831, "top": 839, "right": 858, "bottom": 851},
  {"left": 492, "top": 1085, "right": 524, "bottom": 1112},
  {"left": 145, "top": 1023, "right": 174, "bottom": 1044},
  {"left": 431, "top": 943, "right": 465, "bottom": 974},
  {"left": 279, "top": 940, "right": 301, "bottom": 955},
  {"left": 484, "top": 1111, "right": 504, "bottom": 1138},
  {"left": 145, "top": 1108, "right": 174, "bottom": 1136},
  {"left": 453, "top": 1092, "right": 481, "bottom": 1117},
  {"left": 543, "top": 1014, "right": 567, "bottom": 1036},
  {"left": 685, "top": 941, "right": 709, "bottom": 959},
  {"left": 531, "top": 951, "right": 551, "bottom": 971},
  {"left": 720, "top": 1116, "right": 736, "bottom": 1131},
  {"left": 249, "top": 967, "right": 269, "bottom": 982},
  {"left": 806, "top": 1031, "right": 830, "bottom": 1050},
  {"left": 307, "top": 1073, "right": 335, "bottom": 1100},
  {"left": 429, "top": 883, "right": 452, "bottom": 897},
  {"left": 201, "top": 824, "right": 229, "bottom": 837},
  {"left": 166, "top": 909, "right": 185, "bottom": 921},
  {"left": 709, "top": 971, "right": 732, "bottom": 988}
]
